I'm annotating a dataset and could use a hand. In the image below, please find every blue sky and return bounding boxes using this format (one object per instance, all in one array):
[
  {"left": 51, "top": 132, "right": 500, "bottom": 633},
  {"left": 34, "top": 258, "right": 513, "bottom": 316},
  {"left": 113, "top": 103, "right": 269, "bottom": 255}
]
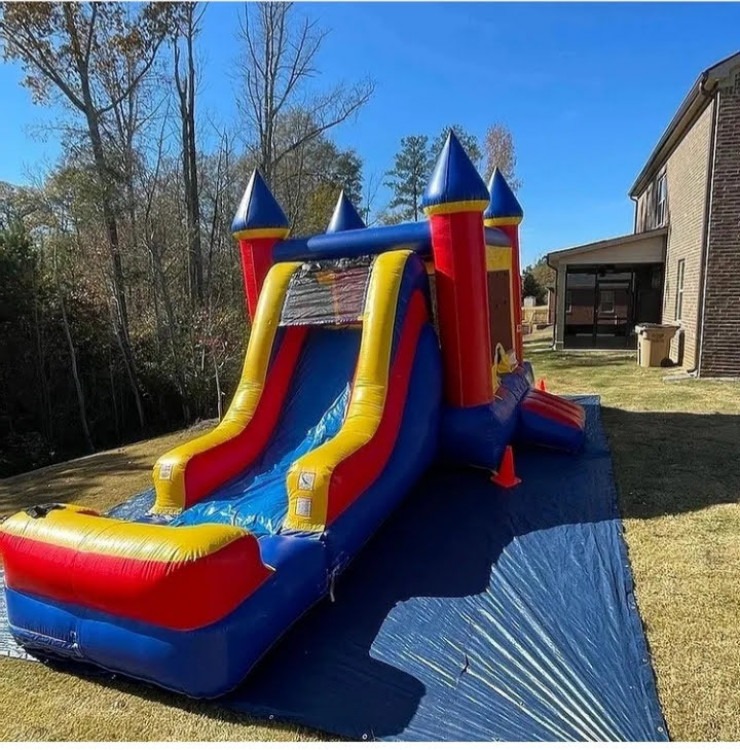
[{"left": 1, "top": 2, "right": 739, "bottom": 266}]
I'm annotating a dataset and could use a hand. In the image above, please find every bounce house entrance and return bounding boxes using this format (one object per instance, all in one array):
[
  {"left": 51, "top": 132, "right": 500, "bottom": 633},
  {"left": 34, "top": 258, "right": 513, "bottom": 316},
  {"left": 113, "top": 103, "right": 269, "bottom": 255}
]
[{"left": 487, "top": 269, "right": 513, "bottom": 353}]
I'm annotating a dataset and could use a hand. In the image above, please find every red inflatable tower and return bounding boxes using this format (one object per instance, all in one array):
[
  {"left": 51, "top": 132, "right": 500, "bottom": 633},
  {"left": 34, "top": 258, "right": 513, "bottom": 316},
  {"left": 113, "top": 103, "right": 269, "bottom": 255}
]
[
  {"left": 485, "top": 169, "right": 525, "bottom": 365},
  {"left": 421, "top": 132, "right": 494, "bottom": 408},
  {"left": 231, "top": 170, "right": 290, "bottom": 320}
]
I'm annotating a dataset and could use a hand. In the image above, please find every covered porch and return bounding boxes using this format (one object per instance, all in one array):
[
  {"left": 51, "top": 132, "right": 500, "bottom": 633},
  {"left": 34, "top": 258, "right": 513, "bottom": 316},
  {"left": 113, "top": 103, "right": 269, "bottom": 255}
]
[{"left": 547, "top": 228, "right": 667, "bottom": 351}]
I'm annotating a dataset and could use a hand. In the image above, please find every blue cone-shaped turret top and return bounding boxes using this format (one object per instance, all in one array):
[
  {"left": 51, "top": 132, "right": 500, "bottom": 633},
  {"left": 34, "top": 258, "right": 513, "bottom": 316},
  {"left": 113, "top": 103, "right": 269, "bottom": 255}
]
[
  {"left": 421, "top": 130, "right": 490, "bottom": 213},
  {"left": 231, "top": 169, "right": 289, "bottom": 236},
  {"left": 485, "top": 168, "right": 523, "bottom": 223},
  {"left": 326, "top": 191, "right": 366, "bottom": 233}
]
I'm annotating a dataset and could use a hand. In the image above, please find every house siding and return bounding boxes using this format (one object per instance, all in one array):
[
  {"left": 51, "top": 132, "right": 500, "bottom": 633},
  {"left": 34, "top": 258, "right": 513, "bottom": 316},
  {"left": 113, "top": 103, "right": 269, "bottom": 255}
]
[
  {"left": 634, "top": 102, "right": 714, "bottom": 369},
  {"left": 700, "top": 70, "right": 740, "bottom": 377},
  {"left": 635, "top": 183, "right": 657, "bottom": 234}
]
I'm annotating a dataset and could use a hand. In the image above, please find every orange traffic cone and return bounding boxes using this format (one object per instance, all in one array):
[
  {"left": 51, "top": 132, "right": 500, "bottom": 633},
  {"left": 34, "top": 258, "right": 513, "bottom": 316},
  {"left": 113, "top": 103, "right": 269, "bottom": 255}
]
[
  {"left": 491, "top": 445, "right": 521, "bottom": 489},
  {"left": 536, "top": 378, "right": 547, "bottom": 392}
]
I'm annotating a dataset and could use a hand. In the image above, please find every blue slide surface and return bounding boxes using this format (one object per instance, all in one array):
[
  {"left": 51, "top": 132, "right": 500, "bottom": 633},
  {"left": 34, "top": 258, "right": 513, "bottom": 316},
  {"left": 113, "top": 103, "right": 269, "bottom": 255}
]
[
  {"left": 105, "top": 328, "right": 362, "bottom": 536},
  {"left": 172, "top": 328, "right": 361, "bottom": 536}
]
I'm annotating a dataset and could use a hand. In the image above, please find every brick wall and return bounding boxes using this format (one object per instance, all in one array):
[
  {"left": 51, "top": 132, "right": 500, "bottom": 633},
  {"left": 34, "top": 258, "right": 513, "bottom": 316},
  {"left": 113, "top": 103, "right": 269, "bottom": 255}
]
[
  {"left": 634, "top": 103, "right": 714, "bottom": 368},
  {"left": 700, "top": 70, "right": 740, "bottom": 377}
]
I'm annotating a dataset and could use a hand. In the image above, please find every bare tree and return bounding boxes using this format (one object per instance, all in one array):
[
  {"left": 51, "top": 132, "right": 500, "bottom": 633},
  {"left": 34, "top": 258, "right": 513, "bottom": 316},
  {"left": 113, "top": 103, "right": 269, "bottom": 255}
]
[
  {"left": 484, "top": 124, "right": 521, "bottom": 192},
  {"left": 235, "top": 1, "right": 374, "bottom": 184},
  {"left": 0, "top": 2, "right": 173, "bottom": 427},
  {"left": 361, "top": 170, "right": 383, "bottom": 226},
  {"left": 173, "top": 2, "right": 205, "bottom": 306},
  {"left": 201, "top": 125, "right": 237, "bottom": 301},
  {"left": 42, "top": 190, "right": 95, "bottom": 452}
]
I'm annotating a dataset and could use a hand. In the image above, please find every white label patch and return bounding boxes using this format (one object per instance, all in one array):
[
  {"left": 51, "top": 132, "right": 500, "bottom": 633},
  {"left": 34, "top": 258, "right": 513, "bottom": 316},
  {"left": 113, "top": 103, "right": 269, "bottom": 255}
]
[
  {"left": 296, "top": 497, "right": 312, "bottom": 518},
  {"left": 158, "top": 463, "right": 173, "bottom": 480},
  {"left": 298, "top": 471, "right": 315, "bottom": 491}
]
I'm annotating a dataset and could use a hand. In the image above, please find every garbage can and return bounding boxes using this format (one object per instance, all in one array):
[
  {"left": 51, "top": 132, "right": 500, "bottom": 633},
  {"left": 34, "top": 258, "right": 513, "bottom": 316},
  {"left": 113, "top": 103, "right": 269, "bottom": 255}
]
[{"left": 634, "top": 323, "right": 680, "bottom": 367}]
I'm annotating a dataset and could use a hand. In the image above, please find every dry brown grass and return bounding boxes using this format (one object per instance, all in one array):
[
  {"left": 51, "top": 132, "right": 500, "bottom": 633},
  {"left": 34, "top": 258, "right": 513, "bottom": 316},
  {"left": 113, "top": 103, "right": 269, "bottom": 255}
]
[
  {"left": 0, "top": 662, "right": 319, "bottom": 741},
  {"left": 0, "top": 422, "right": 213, "bottom": 520},
  {"left": 1, "top": 331, "right": 738, "bottom": 740}
]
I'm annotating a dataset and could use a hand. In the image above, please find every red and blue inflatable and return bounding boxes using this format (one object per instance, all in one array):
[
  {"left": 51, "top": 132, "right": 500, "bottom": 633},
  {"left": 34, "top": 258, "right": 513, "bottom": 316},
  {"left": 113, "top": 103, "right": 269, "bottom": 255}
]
[{"left": 0, "top": 132, "right": 585, "bottom": 698}]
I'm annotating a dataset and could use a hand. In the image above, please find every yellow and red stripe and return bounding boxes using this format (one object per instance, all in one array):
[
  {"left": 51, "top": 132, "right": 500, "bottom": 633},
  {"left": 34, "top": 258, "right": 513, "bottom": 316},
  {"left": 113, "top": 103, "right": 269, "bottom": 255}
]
[
  {"left": 324, "top": 290, "right": 428, "bottom": 525},
  {"left": 0, "top": 505, "right": 272, "bottom": 630}
]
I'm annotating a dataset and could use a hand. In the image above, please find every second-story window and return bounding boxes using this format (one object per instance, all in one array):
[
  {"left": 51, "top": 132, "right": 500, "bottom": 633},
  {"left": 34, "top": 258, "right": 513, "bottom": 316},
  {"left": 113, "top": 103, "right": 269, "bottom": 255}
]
[{"left": 655, "top": 173, "right": 668, "bottom": 227}]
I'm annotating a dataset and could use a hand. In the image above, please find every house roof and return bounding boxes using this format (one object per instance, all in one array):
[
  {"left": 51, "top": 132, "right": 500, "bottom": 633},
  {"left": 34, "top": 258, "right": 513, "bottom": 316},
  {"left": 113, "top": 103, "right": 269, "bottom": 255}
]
[
  {"left": 628, "top": 51, "right": 740, "bottom": 197},
  {"left": 547, "top": 227, "right": 667, "bottom": 267}
]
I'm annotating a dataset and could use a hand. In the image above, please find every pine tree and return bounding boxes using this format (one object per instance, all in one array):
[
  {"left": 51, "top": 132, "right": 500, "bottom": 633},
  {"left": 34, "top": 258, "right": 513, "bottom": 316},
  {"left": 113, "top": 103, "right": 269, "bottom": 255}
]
[{"left": 384, "top": 135, "right": 433, "bottom": 222}]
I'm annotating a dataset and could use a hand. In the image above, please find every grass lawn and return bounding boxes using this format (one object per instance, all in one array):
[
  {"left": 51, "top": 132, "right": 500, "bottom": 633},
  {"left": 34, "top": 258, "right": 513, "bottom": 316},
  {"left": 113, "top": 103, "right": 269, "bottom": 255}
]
[{"left": 1, "top": 330, "right": 739, "bottom": 740}]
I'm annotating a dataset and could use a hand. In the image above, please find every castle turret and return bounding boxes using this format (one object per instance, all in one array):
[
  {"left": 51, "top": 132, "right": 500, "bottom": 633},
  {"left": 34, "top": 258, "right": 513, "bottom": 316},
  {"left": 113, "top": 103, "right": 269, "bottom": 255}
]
[
  {"left": 422, "top": 132, "right": 493, "bottom": 408},
  {"left": 231, "top": 170, "right": 289, "bottom": 319},
  {"left": 326, "top": 190, "right": 366, "bottom": 233},
  {"left": 485, "top": 169, "right": 524, "bottom": 364}
]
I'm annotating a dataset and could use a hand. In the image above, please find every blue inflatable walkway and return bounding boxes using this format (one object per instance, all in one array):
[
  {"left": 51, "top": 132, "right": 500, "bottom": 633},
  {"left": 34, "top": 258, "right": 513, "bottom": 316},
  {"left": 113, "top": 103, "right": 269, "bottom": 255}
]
[{"left": 0, "top": 397, "right": 667, "bottom": 741}]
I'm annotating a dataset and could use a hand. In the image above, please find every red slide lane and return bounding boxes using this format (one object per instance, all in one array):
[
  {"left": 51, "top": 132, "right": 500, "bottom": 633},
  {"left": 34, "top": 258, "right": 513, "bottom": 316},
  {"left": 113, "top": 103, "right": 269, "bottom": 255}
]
[
  {"left": 184, "top": 325, "right": 308, "bottom": 507},
  {"left": 326, "top": 290, "right": 429, "bottom": 525}
]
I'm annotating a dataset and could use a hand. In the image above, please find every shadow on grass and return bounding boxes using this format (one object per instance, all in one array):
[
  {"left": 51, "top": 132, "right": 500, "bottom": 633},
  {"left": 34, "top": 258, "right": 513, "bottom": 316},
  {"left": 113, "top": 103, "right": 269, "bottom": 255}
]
[
  {"left": 0, "top": 453, "right": 152, "bottom": 520},
  {"left": 603, "top": 407, "right": 740, "bottom": 519}
]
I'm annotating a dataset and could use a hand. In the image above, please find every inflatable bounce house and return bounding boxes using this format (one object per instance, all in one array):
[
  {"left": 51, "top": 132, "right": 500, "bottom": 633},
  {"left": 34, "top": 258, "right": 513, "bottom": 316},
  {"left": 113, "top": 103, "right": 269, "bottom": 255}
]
[{"left": 0, "top": 133, "right": 585, "bottom": 698}]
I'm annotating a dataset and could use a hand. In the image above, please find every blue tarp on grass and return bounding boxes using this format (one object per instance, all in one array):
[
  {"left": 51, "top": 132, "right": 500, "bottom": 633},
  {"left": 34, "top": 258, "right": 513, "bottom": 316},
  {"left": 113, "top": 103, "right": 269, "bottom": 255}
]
[{"left": 0, "top": 397, "right": 667, "bottom": 741}]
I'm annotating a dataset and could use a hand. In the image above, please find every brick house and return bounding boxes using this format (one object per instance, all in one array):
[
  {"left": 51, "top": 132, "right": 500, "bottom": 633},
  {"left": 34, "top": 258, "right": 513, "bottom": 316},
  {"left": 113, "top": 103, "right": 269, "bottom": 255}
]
[{"left": 548, "top": 51, "right": 740, "bottom": 376}]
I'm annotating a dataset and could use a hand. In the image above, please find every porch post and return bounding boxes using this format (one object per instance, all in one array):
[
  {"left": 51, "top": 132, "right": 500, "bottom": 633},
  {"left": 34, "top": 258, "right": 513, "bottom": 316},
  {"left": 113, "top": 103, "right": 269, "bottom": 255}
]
[{"left": 554, "top": 265, "right": 567, "bottom": 350}]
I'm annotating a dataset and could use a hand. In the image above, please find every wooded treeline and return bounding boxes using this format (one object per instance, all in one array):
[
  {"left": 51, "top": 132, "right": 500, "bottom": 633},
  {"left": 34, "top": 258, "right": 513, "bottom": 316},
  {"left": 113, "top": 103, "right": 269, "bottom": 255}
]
[{"left": 0, "top": 2, "right": 520, "bottom": 478}]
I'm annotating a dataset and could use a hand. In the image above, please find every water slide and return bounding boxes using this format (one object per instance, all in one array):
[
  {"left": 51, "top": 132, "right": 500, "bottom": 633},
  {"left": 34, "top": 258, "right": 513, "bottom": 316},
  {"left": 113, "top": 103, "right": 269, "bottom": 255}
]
[
  {"left": 1, "top": 136, "right": 589, "bottom": 713},
  {"left": 0, "top": 249, "right": 443, "bottom": 697}
]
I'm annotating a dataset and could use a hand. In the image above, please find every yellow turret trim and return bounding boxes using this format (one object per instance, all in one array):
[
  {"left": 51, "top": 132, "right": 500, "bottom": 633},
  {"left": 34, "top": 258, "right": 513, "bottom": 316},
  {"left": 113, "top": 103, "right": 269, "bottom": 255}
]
[
  {"left": 423, "top": 199, "right": 489, "bottom": 217},
  {"left": 233, "top": 227, "right": 290, "bottom": 241},
  {"left": 484, "top": 216, "right": 523, "bottom": 227}
]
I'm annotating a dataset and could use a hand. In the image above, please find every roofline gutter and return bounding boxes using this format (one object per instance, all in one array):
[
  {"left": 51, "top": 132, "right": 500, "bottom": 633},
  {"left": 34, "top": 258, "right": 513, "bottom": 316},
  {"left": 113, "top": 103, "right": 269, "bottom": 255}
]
[
  {"left": 629, "top": 71, "right": 716, "bottom": 197},
  {"left": 694, "top": 78, "right": 720, "bottom": 378},
  {"left": 547, "top": 226, "right": 668, "bottom": 262}
]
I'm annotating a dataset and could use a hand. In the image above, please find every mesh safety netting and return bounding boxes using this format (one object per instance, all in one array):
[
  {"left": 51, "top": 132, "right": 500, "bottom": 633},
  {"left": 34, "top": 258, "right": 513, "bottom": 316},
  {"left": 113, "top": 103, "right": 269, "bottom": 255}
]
[{"left": 280, "top": 256, "right": 374, "bottom": 327}]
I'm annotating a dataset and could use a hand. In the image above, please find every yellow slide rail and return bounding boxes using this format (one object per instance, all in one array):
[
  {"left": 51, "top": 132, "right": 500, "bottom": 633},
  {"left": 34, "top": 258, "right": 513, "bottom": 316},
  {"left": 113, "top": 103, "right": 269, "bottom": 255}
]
[
  {"left": 152, "top": 261, "right": 301, "bottom": 513},
  {"left": 284, "top": 250, "right": 413, "bottom": 534}
]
